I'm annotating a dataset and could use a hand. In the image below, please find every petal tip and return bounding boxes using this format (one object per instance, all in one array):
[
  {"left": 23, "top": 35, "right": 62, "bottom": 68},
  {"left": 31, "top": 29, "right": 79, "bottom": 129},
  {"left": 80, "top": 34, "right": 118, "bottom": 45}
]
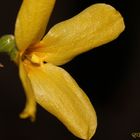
[{"left": 19, "top": 104, "right": 36, "bottom": 122}]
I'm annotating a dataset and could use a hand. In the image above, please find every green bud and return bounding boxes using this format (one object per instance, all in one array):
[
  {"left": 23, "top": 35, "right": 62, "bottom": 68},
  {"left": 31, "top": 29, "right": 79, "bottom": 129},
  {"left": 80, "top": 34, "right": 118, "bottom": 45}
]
[{"left": 0, "top": 35, "right": 18, "bottom": 63}]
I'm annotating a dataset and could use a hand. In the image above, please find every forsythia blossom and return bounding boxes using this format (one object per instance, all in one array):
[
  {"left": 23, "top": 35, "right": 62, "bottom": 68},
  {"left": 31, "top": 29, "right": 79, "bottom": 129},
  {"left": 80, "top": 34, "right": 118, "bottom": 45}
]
[{"left": 0, "top": 0, "right": 125, "bottom": 139}]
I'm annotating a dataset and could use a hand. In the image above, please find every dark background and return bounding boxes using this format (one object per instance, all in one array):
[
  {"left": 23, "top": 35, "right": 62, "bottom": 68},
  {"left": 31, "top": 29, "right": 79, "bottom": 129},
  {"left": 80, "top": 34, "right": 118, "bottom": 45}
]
[{"left": 0, "top": 0, "right": 139, "bottom": 140}]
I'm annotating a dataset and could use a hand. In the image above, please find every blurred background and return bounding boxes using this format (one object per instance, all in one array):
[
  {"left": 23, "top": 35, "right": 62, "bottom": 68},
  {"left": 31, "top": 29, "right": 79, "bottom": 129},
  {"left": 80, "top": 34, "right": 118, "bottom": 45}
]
[{"left": 0, "top": 0, "right": 139, "bottom": 140}]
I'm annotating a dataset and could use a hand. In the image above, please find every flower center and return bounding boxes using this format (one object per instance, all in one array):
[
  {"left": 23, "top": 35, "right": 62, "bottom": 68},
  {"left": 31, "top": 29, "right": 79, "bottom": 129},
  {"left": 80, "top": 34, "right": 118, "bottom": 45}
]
[
  {"left": 21, "top": 44, "right": 47, "bottom": 66},
  {"left": 22, "top": 50, "right": 41, "bottom": 66}
]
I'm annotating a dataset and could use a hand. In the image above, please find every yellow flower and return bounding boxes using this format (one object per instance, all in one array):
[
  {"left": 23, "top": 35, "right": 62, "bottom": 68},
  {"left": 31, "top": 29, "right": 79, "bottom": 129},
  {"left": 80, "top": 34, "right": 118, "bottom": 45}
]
[{"left": 1, "top": 0, "right": 125, "bottom": 139}]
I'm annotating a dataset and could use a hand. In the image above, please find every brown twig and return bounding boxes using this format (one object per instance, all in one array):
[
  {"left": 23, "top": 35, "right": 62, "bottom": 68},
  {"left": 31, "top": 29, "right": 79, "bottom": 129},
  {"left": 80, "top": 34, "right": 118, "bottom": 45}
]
[{"left": 0, "top": 63, "right": 4, "bottom": 68}]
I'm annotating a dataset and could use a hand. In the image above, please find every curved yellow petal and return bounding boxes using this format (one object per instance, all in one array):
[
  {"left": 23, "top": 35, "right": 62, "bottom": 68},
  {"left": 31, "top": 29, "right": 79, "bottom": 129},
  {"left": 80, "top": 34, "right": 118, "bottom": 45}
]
[
  {"left": 38, "top": 3, "right": 125, "bottom": 65},
  {"left": 19, "top": 60, "right": 36, "bottom": 121},
  {"left": 15, "top": 0, "right": 56, "bottom": 51},
  {"left": 27, "top": 63, "right": 97, "bottom": 140}
]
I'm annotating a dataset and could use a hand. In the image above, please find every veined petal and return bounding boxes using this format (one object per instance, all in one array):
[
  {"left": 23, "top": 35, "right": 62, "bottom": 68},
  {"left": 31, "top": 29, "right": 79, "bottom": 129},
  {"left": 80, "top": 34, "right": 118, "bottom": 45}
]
[
  {"left": 38, "top": 3, "right": 125, "bottom": 65},
  {"left": 27, "top": 63, "right": 97, "bottom": 140},
  {"left": 19, "top": 60, "right": 36, "bottom": 121},
  {"left": 15, "top": 0, "right": 56, "bottom": 51}
]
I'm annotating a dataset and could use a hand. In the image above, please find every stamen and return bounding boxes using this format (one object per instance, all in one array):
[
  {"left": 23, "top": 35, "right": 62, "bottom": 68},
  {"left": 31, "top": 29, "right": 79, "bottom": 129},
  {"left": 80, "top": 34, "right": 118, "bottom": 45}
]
[
  {"left": 30, "top": 54, "right": 41, "bottom": 64},
  {"left": 23, "top": 54, "right": 41, "bottom": 66}
]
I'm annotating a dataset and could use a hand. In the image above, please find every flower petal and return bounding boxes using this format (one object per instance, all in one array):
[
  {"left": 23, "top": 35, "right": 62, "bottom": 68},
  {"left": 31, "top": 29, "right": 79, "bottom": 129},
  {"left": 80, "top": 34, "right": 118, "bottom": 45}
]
[
  {"left": 38, "top": 3, "right": 125, "bottom": 65},
  {"left": 15, "top": 0, "right": 56, "bottom": 51},
  {"left": 19, "top": 60, "right": 36, "bottom": 121},
  {"left": 27, "top": 63, "right": 97, "bottom": 140}
]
